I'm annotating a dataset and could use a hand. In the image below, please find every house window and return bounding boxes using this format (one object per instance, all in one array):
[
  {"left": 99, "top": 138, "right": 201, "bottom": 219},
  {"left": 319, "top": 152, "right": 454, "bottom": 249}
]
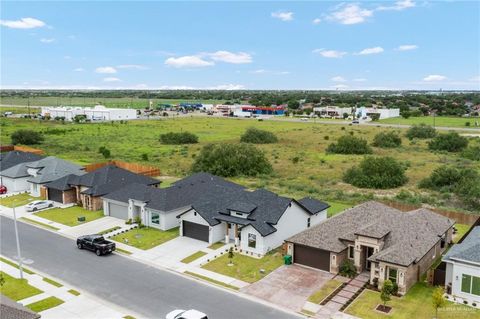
[
  {"left": 194, "top": 211, "right": 197, "bottom": 216},
  {"left": 440, "top": 235, "right": 446, "bottom": 249},
  {"left": 151, "top": 212, "right": 159, "bottom": 225},
  {"left": 462, "top": 274, "right": 480, "bottom": 296},
  {"left": 348, "top": 246, "right": 355, "bottom": 259},
  {"left": 388, "top": 267, "right": 398, "bottom": 284},
  {"left": 307, "top": 217, "right": 311, "bottom": 228},
  {"left": 248, "top": 233, "right": 256, "bottom": 248}
]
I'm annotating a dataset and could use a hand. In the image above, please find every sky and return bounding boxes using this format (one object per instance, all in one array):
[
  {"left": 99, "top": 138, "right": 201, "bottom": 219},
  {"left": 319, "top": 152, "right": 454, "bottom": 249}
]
[{"left": 1, "top": 0, "right": 479, "bottom": 90}]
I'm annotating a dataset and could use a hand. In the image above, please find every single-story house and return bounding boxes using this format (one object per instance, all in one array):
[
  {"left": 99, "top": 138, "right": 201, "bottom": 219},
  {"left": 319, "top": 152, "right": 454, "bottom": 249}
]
[
  {"left": 44, "top": 164, "right": 160, "bottom": 210},
  {"left": 0, "top": 151, "right": 44, "bottom": 194},
  {"left": 443, "top": 226, "right": 480, "bottom": 308},
  {"left": 103, "top": 172, "right": 329, "bottom": 256},
  {"left": 286, "top": 201, "right": 454, "bottom": 295},
  {"left": 0, "top": 156, "right": 83, "bottom": 196}
]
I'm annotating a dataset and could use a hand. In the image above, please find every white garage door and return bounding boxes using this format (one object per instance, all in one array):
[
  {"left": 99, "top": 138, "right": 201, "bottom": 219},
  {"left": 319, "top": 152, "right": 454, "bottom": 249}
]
[{"left": 108, "top": 202, "right": 129, "bottom": 220}]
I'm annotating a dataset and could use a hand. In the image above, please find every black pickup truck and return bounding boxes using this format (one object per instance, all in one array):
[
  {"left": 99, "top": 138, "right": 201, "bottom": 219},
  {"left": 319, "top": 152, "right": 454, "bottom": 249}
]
[{"left": 76, "top": 234, "right": 116, "bottom": 256}]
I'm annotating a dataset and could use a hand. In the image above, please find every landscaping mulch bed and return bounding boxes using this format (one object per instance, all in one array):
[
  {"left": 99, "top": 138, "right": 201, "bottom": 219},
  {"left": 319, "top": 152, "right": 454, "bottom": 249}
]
[{"left": 375, "top": 304, "right": 392, "bottom": 313}]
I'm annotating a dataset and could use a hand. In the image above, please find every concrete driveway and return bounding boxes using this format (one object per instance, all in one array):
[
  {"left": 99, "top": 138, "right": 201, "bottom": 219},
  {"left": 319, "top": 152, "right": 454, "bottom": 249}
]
[
  {"left": 242, "top": 264, "right": 334, "bottom": 312},
  {"left": 60, "top": 216, "right": 126, "bottom": 238},
  {"left": 132, "top": 236, "right": 209, "bottom": 269}
]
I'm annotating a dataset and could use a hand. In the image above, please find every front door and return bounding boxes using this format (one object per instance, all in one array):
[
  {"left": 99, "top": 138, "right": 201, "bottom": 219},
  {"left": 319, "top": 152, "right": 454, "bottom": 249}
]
[{"left": 365, "top": 247, "right": 374, "bottom": 270}]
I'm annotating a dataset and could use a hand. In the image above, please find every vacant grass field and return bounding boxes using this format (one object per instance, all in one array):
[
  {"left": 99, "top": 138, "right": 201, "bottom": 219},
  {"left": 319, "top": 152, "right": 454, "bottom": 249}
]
[
  {"left": 0, "top": 106, "right": 40, "bottom": 114},
  {"left": 111, "top": 227, "right": 179, "bottom": 250},
  {"left": 0, "top": 271, "right": 43, "bottom": 301},
  {"left": 345, "top": 283, "right": 480, "bottom": 319},
  {"left": 202, "top": 248, "right": 284, "bottom": 283},
  {"left": 0, "top": 96, "right": 226, "bottom": 109},
  {"left": 1, "top": 117, "right": 479, "bottom": 213},
  {"left": 379, "top": 116, "right": 480, "bottom": 128},
  {"left": 0, "top": 193, "right": 39, "bottom": 207},
  {"left": 34, "top": 206, "right": 104, "bottom": 226}
]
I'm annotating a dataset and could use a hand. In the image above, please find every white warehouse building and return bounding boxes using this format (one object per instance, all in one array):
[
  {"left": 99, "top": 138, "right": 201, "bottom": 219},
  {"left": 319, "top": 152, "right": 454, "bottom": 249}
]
[{"left": 41, "top": 105, "right": 137, "bottom": 121}]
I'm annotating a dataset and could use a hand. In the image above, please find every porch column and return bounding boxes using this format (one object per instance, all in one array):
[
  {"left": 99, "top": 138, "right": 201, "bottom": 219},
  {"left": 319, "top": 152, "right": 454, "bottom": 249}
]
[
  {"left": 354, "top": 243, "right": 363, "bottom": 272},
  {"left": 234, "top": 224, "right": 239, "bottom": 246},
  {"left": 224, "top": 223, "right": 229, "bottom": 243}
]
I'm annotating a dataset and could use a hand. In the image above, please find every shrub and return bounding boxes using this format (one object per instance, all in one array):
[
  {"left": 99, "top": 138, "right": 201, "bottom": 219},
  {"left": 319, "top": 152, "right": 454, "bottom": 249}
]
[
  {"left": 405, "top": 124, "right": 436, "bottom": 140},
  {"left": 370, "top": 113, "right": 380, "bottom": 121},
  {"left": 141, "top": 153, "right": 149, "bottom": 161},
  {"left": 381, "top": 280, "right": 394, "bottom": 308},
  {"left": 98, "top": 146, "right": 111, "bottom": 158},
  {"left": 160, "top": 132, "right": 198, "bottom": 144},
  {"left": 240, "top": 127, "right": 278, "bottom": 144},
  {"left": 191, "top": 143, "right": 272, "bottom": 177},
  {"left": 461, "top": 145, "right": 480, "bottom": 161},
  {"left": 326, "top": 135, "right": 373, "bottom": 154},
  {"left": 418, "top": 166, "right": 467, "bottom": 191},
  {"left": 428, "top": 132, "right": 469, "bottom": 152},
  {"left": 343, "top": 156, "right": 408, "bottom": 189},
  {"left": 11, "top": 129, "right": 44, "bottom": 145},
  {"left": 339, "top": 259, "right": 357, "bottom": 278},
  {"left": 372, "top": 131, "right": 402, "bottom": 148}
]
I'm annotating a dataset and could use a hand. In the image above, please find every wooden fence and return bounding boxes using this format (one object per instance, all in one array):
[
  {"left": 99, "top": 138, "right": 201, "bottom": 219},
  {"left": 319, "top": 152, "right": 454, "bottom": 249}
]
[
  {"left": 84, "top": 160, "right": 160, "bottom": 177},
  {"left": 0, "top": 145, "right": 44, "bottom": 155}
]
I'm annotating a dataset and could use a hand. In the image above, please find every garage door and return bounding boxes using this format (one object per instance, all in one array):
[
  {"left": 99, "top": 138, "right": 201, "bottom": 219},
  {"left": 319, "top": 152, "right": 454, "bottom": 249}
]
[
  {"left": 48, "top": 188, "right": 63, "bottom": 203},
  {"left": 183, "top": 221, "right": 209, "bottom": 242},
  {"left": 294, "top": 244, "right": 330, "bottom": 271},
  {"left": 108, "top": 202, "right": 129, "bottom": 220}
]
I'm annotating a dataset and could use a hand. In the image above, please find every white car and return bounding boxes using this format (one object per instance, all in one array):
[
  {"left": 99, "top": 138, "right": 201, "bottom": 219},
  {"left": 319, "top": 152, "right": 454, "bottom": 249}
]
[
  {"left": 166, "top": 309, "right": 208, "bottom": 319},
  {"left": 25, "top": 200, "right": 54, "bottom": 212}
]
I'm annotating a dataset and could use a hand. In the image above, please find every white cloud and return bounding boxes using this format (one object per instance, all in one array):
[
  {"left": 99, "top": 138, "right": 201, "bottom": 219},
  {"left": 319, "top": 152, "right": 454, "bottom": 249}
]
[
  {"left": 208, "top": 84, "right": 246, "bottom": 90},
  {"left": 313, "top": 48, "right": 347, "bottom": 58},
  {"left": 356, "top": 46, "right": 384, "bottom": 55},
  {"left": 331, "top": 76, "right": 347, "bottom": 82},
  {"left": 396, "top": 44, "right": 418, "bottom": 51},
  {"left": 312, "top": 18, "right": 322, "bottom": 24},
  {"left": 0, "top": 17, "right": 46, "bottom": 29},
  {"left": 251, "top": 69, "right": 267, "bottom": 74},
  {"left": 40, "top": 38, "right": 55, "bottom": 43},
  {"left": 103, "top": 77, "right": 121, "bottom": 82},
  {"left": 275, "top": 71, "right": 290, "bottom": 75},
  {"left": 327, "top": 3, "right": 373, "bottom": 25},
  {"left": 95, "top": 66, "right": 117, "bottom": 74},
  {"left": 116, "top": 64, "right": 149, "bottom": 70},
  {"left": 271, "top": 11, "right": 294, "bottom": 22},
  {"left": 208, "top": 51, "right": 252, "bottom": 64},
  {"left": 353, "top": 78, "right": 367, "bottom": 82},
  {"left": 423, "top": 75, "right": 447, "bottom": 82},
  {"left": 165, "top": 56, "right": 214, "bottom": 68},
  {"left": 377, "top": 0, "right": 416, "bottom": 11},
  {"left": 73, "top": 68, "right": 84, "bottom": 72}
]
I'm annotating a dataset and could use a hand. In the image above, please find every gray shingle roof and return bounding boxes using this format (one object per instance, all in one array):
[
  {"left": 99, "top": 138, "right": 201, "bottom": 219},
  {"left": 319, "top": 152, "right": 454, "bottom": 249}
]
[
  {"left": 0, "top": 162, "right": 31, "bottom": 178},
  {"left": 44, "top": 174, "right": 81, "bottom": 191},
  {"left": 443, "top": 226, "right": 480, "bottom": 264},
  {"left": 298, "top": 197, "right": 330, "bottom": 214},
  {"left": 287, "top": 201, "right": 454, "bottom": 267},
  {"left": 0, "top": 294, "right": 40, "bottom": 319},
  {"left": 0, "top": 151, "right": 43, "bottom": 171},
  {"left": 26, "top": 156, "right": 85, "bottom": 184}
]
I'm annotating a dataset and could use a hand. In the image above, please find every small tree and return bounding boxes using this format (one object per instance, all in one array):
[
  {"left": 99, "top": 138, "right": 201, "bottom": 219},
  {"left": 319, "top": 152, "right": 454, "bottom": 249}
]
[
  {"left": 370, "top": 113, "right": 380, "bottom": 121},
  {"left": 160, "top": 132, "right": 199, "bottom": 144},
  {"left": 462, "top": 145, "right": 480, "bottom": 161},
  {"left": 326, "top": 135, "right": 373, "bottom": 155},
  {"left": 98, "top": 146, "right": 111, "bottom": 158},
  {"left": 240, "top": 127, "right": 278, "bottom": 144},
  {"left": 380, "top": 279, "right": 394, "bottom": 309},
  {"left": 228, "top": 247, "right": 234, "bottom": 265},
  {"left": 11, "top": 129, "right": 44, "bottom": 145},
  {"left": 372, "top": 131, "right": 402, "bottom": 148},
  {"left": 343, "top": 112, "right": 349, "bottom": 119},
  {"left": 432, "top": 286, "right": 446, "bottom": 319},
  {"left": 428, "top": 132, "right": 469, "bottom": 152},
  {"left": 405, "top": 124, "right": 436, "bottom": 140}
]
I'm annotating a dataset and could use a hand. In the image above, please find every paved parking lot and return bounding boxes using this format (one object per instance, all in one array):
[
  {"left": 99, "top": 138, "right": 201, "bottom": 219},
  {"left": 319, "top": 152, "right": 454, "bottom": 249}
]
[{"left": 241, "top": 265, "right": 334, "bottom": 312}]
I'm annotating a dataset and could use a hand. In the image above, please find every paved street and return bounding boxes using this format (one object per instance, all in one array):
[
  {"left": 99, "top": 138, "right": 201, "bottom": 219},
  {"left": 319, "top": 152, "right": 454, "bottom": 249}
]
[{"left": 0, "top": 216, "right": 298, "bottom": 319}]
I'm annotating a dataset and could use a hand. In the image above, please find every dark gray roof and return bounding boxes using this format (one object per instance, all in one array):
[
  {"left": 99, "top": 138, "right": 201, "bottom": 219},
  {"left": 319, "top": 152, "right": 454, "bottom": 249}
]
[
  {"left": 443, "top": 226, "right": 480, "bottom": 264},
  {"left": 104, "top": 172, "right": 322, "bottom": 237},
  {"left": 0, "top": 151, "right": 43, "bottom": 171},
  {"left": 0, "top": 162, "right": 31, "bottom": 178},
  {"left": 287, "top": 201, "right": 454, "bottom": 267},
  {"left": 298, "top": 197, "right": 330, "bottom": 214},
  {"left": 27, "top": 156, "right": 85, "bottom": 184},
  {"left": 0, "top": 294, "right": 40, "bottom": 319},
  {"left": 44, "top": 174, "right": 82, "bottom": 191}
]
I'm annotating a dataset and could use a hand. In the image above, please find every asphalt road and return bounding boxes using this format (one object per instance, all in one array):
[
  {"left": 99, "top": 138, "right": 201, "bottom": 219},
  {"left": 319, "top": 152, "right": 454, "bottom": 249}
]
[{"left": 0, "top": 216, "right": 297, "bottom": 319}]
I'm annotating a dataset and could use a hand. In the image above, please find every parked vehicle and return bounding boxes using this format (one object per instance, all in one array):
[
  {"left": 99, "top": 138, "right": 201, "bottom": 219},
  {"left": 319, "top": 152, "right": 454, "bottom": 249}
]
[
  {"left": 4, "top": 111, "right": 13, "bottom": 116},
  {"left": 166, "top": 309, "right": 208, "bottom": 319},
  {"left": 352, "top": 120, "right": 360, "bottom": 124},
  {"left": 0, "top": 185, "right": 7, "bottom": 195},
  {"left": 25, "top": 200, "right": 54, "bottom": 212},
  {"left": 76, "top": 234, "right": 116, "bottom": 256},
  {"left": 300, "top": 117, "right": 309, "bottom": 121}
]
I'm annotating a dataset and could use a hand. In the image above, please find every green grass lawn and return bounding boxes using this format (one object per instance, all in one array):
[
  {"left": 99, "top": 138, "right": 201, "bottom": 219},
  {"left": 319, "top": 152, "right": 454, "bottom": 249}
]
[
  {"left": 454, "top": 224, "right": 472, "bottom": 243},
  {"left": 327, "top": 201, "right": 352, "bottom": 217},
  {"left": 0, "top": 193, "right": 38, "bottom": 207},
  {"left": 181, "top": 251, "right": 207, "bottom": 264},
  {"left": 34, "top": 206, "right": 104, "bottom": 226},
  {"left": 346, "top": 283, "right": 480, "bottom": 319},
  {"left": 111, "top": 227, "right": 179, "bottom": 250},
  {"left": 202, "top": 248, "right": 284, "bottom": 283},
  {"left": 98, "top": 226, "right": 121, "bottom": 235},
  {"left": 379, "top": 116, "right": 480, "bottom": 128},
  {"left": 20, "top": 217, "right": 60, "bottom": 231},
  {"left": 184, "top": 271, "right": 239, "bottom": 290},
  {"left": 26, "top": 296, "right": 64, "bottom": 312},
  {"left": 68, "top": 289, "right": 80, "bottom": 296},
  {"left": 308, "top": 279, "right": 343, "bottom": 304},
  {"left": 0, "top": 271, "right": 43, "bottom": 301},
  {"left": 208, "top": 242, "right": 226, "bottom": 250},
  {"left": 43, "top": 277, "right": 63, "bottom": 287},
  {"left": 0, "top": 257, "right": 35, "bottom": 274}
]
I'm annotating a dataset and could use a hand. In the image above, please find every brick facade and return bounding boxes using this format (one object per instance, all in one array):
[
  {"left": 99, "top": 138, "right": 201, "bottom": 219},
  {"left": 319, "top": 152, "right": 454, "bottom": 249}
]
[{"left": 62, "top": 189, "right": 77, "bottom": 204}]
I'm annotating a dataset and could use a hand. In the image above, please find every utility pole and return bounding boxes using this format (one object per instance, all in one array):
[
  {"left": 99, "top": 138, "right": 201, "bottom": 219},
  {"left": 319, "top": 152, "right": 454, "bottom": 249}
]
[{"left": 12, "top": 204, "right": 24, "bottom": 279}]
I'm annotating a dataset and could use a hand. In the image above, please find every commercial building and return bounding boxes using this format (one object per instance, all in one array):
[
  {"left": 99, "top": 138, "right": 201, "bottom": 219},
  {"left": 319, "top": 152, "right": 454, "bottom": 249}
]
[{"left": 41, "top": 105, "right": 137, "bottom": 121}]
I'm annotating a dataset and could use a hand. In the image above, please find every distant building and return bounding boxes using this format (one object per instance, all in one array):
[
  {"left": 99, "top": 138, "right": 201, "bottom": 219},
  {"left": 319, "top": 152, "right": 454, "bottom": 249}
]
[
  {"left": 314, "top": 106, "right": 352, "bottom": 118},
  {"left": 357, "top": 107, "right": 400, "bottom": 120},
  {"left": 313, "top": 106, "right": 400, "bottom": 120},
  {"left": 41, "top": 105, "right": 137, "bottom": 121},
  {"left": 241, "top": 105, "right": 285, "bottom": 116}
]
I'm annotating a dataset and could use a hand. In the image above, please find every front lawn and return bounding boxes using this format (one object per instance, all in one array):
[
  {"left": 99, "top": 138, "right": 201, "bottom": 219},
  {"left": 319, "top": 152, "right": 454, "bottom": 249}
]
[
  {"left": 181, "top": 251, "right": 207, "bottom": 264},
  {"left": 34, "top": 206, "right": 104, "bottom": 226},
  {"left": 346, "top": 282, "right": 480, "bottom": 319},
  {"left": 0, "top": 271, "right": 43, "bottom": 301},
  {"left": 0, "top": 193, "right": 38, "bottom": 208},
  {"left": 26, "top": 296, "right": 64, "bottom": 312},
  {"left": 110, "top": 227, "right": 179, "bottom": 250},
  {"left": 202, "top": 248, "right": 284, "bottom": 283},
  {"left": 308, "top": 278, "right": 343, "bottom": 304},
  {"left": 454, "top": 224, "right": 471, "bottom": 243}
]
